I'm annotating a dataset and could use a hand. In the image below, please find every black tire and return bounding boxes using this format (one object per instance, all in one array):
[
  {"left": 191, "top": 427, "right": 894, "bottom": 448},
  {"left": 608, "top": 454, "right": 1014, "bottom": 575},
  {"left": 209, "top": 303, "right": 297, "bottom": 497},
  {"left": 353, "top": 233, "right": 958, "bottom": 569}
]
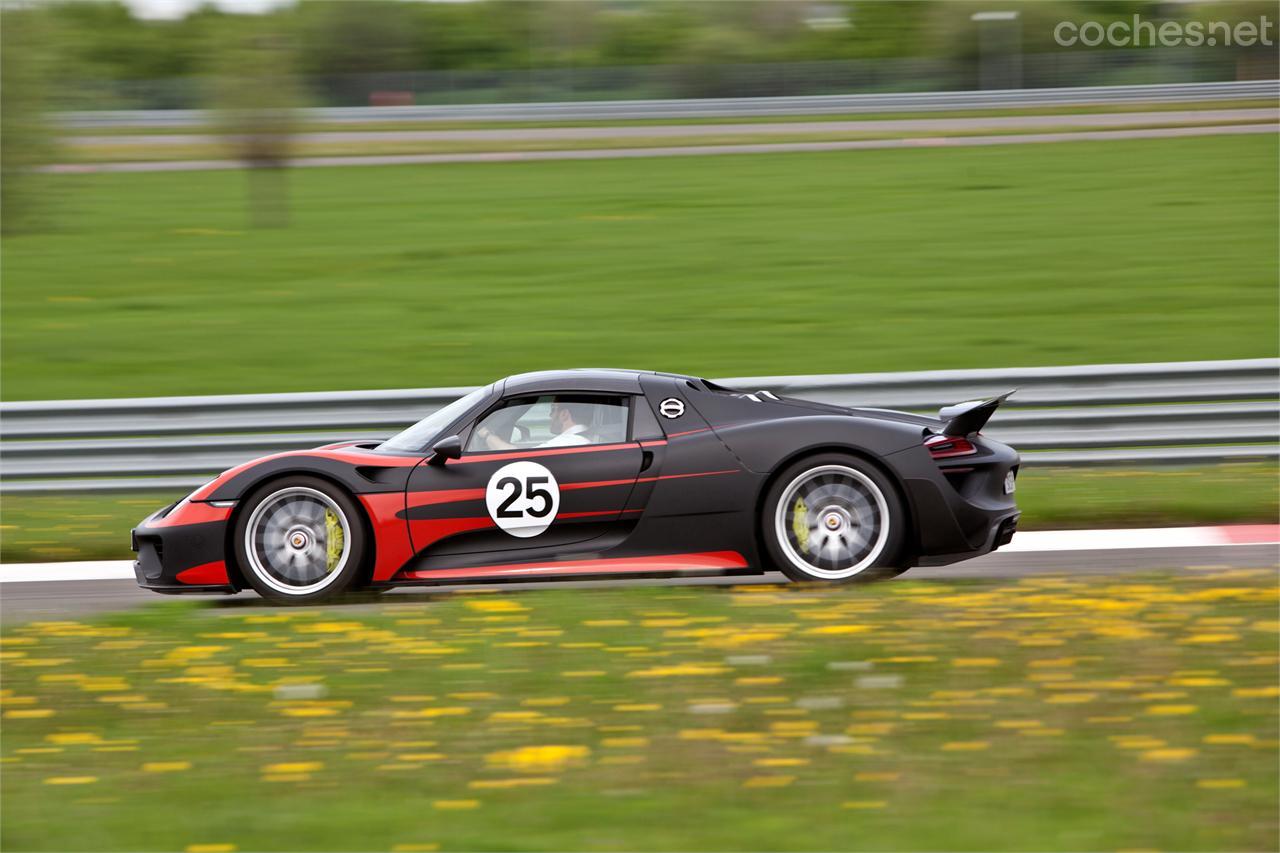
[
  {"left": 233, "top": 475, "right": 369, "bottom": 604},
  {"left": 760, "top": 453, "right": 905, "bottom": 584}
]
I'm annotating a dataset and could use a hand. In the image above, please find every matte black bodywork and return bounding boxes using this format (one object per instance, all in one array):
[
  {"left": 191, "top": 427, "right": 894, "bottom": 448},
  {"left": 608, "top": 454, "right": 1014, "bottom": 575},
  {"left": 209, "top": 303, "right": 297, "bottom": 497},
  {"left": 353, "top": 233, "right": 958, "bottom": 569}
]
[{"left": 132, "top": 369, "right": 1020, "bottom": 595}]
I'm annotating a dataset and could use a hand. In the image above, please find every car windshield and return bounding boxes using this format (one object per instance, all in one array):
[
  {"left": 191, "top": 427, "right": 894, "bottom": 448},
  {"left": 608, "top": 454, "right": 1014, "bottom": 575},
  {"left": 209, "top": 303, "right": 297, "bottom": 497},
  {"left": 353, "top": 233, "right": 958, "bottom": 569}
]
[{"left": 377, "top": 386, "right": 491, "bottom": 453}]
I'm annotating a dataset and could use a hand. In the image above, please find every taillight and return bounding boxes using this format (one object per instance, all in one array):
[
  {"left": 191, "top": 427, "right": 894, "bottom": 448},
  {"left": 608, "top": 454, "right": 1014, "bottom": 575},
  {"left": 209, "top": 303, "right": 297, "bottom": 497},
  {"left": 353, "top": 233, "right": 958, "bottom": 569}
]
[{"left": 924, "top": 433, "right": 977, "bottom": 459}]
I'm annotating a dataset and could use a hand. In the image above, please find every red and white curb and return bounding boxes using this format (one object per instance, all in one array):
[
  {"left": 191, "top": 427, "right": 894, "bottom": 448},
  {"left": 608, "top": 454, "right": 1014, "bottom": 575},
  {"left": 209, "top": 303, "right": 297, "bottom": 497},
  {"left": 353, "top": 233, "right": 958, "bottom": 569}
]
[
  {"left": 1, "top": 525, "right": 1275, "bottom": 584},
  {"left": 999, "top": 524, "right": 1279, "bottom": 553}
]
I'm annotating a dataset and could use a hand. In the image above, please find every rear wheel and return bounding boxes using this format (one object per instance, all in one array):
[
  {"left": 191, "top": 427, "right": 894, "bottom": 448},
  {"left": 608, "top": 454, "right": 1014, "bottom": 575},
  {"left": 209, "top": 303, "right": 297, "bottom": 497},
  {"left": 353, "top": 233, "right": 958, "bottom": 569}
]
[
  {"left": 761, "top": 453, "right": 905, "bottom": 583},
  {"left": 233, "top": 476, "right": 368, "bottom": 604}
]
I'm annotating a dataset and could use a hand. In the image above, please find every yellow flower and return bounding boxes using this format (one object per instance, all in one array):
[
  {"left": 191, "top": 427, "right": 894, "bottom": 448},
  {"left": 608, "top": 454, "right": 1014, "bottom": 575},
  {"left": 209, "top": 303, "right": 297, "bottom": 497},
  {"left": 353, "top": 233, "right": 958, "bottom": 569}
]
[
  {"left": 43, "top": 776, "right": 97, "bottom": 785},
  {"left": 468, "top": 778, "right": 556, "bottom": 789},
  {"left": 45, "top": 732, "right": 103, "bottom": 745},
  {"left": 142, "top": 762, "right": 191, "bottom": 773},
  {"left": 486, "top": 745, "right": 589, "bottom": 773},
  {"left": 465, "top": 599, "right": 526, "bottom": 613},
  {"left": 433, "top": 800, "right": 480, "bottom": 810},
  {"left": 1197, "top": 779, "right": 1246, "bottom": 789},
  {"left": 1203, "top": 734, "right": 1255, "bottom": 745},
  {"left": 742, "top": 775, "right": 794, "bottom": 788},
  {"left": 941, "top": 741, "right": 990, "bottom": 751},
  {"left": 262, "top": 762, "right": 323, "bottom": 774},
  {"left": 1233, "top": 686, "right": 1280, "bottom": 698},
  {"left": 627, "top": 664, "right": 728, "bottom": 678}
]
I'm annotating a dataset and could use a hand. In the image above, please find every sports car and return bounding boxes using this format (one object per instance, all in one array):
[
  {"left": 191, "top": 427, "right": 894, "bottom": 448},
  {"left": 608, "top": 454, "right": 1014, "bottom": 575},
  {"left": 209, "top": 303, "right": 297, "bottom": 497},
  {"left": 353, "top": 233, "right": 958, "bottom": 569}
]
[{"left": 131, "top": 369, "right": 1020, "bottom": 603}]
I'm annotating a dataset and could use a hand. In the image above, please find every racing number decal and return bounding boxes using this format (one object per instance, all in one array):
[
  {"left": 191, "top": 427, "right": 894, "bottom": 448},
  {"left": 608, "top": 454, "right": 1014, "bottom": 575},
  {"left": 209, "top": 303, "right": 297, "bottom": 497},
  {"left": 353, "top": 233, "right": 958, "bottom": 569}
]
[{"left": 486, "top": 461, "right": 561, "bottom": 538}]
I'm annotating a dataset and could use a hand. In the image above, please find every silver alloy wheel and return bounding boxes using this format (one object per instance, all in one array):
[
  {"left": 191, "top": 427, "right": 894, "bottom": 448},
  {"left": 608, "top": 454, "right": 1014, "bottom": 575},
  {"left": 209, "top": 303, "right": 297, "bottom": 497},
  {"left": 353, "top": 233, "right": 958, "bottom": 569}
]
[
  {"left": 773, "top": 464, "right": 890, "bottom": 579},
  {"left": 243, "top": 486, "right": 352, "bottom": 596}
]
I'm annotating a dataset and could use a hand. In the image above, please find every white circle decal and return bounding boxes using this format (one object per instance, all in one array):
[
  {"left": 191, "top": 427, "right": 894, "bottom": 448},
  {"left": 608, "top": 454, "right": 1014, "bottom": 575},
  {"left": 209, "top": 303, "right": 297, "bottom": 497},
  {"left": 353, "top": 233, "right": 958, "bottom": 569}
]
[
  {"left": 659, "top": 398, "right": 685, "bottom": 419},
  {"left": 485, "top": 461, "right": 560, "bottom": 538}
]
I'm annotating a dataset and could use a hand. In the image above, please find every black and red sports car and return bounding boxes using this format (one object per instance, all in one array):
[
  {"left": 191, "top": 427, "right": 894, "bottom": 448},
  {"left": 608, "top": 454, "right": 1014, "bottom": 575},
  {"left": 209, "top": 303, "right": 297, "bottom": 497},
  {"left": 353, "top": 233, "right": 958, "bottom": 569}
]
[{"left": 131, "top": 369, "right": 1020, "bottom": 603}]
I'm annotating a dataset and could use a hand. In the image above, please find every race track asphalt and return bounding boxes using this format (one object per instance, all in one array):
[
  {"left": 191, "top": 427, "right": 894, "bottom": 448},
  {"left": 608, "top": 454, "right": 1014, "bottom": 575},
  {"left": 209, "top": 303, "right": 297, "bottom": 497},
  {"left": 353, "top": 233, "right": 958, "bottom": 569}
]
[{"left": 3, "top": 543, "right": 1275, "bottom": 625}]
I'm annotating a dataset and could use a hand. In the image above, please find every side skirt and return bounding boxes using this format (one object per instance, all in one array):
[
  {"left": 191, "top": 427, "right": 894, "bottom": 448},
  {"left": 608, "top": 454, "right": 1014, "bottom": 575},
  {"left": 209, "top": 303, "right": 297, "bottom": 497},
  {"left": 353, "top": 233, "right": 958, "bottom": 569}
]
[
  {"left": 381, "top": 567, "right": 761, "bottom": 589},
  {"left": 391, "top": 551, "right": 755, "bottom": 585}
]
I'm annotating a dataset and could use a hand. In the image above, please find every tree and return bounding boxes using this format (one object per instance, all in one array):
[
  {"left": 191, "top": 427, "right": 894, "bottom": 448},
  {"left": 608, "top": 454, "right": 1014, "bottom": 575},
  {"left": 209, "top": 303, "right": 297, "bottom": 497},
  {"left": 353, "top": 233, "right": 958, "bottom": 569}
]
[
  {"left": 206, "top": 23, "right": 305, "bottom": 228},
  {"left": 1, "top": 8, "right": 59, "bottom": 234}
]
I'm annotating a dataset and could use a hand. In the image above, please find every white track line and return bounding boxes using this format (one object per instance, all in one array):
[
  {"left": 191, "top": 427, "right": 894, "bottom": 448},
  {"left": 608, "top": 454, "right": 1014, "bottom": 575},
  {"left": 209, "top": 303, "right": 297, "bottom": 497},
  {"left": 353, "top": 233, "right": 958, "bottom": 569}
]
[
  {"left": 1, "top": 525, "right": 1275, "bottom": 584},
  {"left": 1, "top": 562, "right": 136, "bottom": 583}
]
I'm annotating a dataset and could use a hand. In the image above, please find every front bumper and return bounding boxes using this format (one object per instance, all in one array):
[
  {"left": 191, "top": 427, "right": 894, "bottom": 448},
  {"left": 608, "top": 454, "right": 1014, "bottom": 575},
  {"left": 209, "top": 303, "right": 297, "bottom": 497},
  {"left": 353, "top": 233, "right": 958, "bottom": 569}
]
[{"left": 131, "top": 500, "right": 238, "bottom": 595}]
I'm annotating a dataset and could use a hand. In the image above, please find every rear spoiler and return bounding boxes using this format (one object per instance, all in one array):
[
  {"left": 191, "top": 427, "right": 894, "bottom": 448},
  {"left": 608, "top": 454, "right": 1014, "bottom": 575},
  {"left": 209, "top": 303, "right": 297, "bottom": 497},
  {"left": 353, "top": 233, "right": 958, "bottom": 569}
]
[{"left": 938, "top": 390, "right": 1014, "bottom": 437}]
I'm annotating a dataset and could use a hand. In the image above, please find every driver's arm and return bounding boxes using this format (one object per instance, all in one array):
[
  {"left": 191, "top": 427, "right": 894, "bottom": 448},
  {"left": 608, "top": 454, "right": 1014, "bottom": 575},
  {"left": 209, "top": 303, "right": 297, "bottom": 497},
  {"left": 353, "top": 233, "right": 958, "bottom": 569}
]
[{"left": 473, "top": 425, "right": 515, "bottom": 451}]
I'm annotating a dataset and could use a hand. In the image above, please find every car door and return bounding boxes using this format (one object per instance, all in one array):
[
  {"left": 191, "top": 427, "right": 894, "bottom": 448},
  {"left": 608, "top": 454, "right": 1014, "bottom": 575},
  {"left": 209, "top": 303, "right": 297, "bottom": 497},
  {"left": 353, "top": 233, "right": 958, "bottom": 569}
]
[{"left": 403, "top": 392, "right": 646, "bottom": 564}]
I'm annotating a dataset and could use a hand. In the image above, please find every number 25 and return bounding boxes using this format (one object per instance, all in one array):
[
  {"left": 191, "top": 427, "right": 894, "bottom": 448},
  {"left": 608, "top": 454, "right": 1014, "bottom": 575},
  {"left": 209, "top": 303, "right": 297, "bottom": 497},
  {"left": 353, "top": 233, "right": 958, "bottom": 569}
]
[{"left": 495, "top": 475, "right": 553, "bottom": 519}]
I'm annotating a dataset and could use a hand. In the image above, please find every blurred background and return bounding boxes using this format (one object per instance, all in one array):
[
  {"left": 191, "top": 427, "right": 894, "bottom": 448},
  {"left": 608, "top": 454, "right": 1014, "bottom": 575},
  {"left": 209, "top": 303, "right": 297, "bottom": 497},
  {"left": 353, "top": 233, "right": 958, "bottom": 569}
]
[{"left": 1, "top": 3, "right": 1277, "bottom": 852}]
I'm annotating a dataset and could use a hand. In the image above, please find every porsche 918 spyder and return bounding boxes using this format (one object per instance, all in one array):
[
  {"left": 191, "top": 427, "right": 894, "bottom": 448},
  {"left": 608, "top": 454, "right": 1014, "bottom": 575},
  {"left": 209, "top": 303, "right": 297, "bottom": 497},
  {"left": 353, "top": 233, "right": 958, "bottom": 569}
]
[{"left": 131, "top": 369, "right": 1020, "bottom": 603}]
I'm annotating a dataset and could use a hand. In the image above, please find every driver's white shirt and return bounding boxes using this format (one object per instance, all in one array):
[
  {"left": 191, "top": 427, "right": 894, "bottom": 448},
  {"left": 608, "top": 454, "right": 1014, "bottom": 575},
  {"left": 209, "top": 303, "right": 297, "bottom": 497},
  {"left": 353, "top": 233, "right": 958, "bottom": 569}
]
[{"left": 540, "top": 423, "right": 589, "bottom": 447}]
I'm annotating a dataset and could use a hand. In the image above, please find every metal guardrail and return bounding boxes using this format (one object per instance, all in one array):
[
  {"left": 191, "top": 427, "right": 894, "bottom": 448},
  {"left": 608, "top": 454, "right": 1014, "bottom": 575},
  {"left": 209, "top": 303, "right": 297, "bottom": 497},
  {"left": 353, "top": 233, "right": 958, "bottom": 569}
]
[
  {"left": 57, "top": 81, "right": 1280, "bottom": 129},
  {"left": 1, "top": 359, "right": 1275, "bottom": 494}
]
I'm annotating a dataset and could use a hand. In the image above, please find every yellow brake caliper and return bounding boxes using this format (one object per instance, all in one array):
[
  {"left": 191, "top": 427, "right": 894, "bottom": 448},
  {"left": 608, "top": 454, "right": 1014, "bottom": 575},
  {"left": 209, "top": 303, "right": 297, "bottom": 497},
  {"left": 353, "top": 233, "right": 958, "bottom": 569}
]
[
  {"left": 324, "top": 509, "right": 344, "bottom": 573},
  {"left": 792, "top": 496, "right": 809, "bottom": 554}
]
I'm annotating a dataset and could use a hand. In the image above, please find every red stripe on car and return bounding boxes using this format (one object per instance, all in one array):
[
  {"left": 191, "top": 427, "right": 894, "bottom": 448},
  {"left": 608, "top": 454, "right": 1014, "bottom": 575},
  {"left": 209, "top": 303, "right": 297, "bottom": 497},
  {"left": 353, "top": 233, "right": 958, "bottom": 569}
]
[
  {"left": 188, "top": 447, "right": 419, "bottom": 501},
  {"left": 408, "top": 469, "right": 739, "bottom": 507},
  {"left": 176, "top": 561, "right": 230, "bottom": 585},
  {"left": 451, "top": 443, "right": 638, "bottom": 464},
  {"left": 400, "top": 550, "right": 748, "bottom": 581},
  {"left": 360, "top": 493, "right": 416, "bottom": 582}
]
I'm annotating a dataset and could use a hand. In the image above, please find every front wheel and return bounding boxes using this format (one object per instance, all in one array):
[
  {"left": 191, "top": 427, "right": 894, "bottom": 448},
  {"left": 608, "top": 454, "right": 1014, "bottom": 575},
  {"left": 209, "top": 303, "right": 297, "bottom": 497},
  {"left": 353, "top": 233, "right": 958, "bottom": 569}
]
[
  {"left": 233, "top": 476, "right": 368, "bottom": 604},
  {"left": 761, "top": 453, "right": 905, "bottom": 583}
]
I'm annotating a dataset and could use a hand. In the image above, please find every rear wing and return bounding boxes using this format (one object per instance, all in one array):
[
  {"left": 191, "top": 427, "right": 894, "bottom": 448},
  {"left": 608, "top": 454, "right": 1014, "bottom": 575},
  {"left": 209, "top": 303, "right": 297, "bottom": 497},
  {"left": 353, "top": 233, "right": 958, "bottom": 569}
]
[{"left": 938, "top": 390, "right": 1014, "bottom": 437}]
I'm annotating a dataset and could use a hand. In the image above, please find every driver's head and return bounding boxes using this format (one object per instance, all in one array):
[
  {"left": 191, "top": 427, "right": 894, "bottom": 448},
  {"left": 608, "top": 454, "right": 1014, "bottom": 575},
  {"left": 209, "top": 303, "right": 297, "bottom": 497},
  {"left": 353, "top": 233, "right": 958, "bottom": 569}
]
[{"left": 549, "top": 401, "right": 589, "bottom": 435}]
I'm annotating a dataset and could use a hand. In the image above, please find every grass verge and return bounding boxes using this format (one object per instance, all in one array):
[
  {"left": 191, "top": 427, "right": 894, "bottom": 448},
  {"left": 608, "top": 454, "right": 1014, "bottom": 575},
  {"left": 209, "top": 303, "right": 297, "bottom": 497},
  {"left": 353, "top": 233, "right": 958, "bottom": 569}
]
[
  {"left": 1, "top": 571, "right": 1276, "bottom": 851},
  {"left": 1, "top": 464, "right": 1275, "bottom": 564}
]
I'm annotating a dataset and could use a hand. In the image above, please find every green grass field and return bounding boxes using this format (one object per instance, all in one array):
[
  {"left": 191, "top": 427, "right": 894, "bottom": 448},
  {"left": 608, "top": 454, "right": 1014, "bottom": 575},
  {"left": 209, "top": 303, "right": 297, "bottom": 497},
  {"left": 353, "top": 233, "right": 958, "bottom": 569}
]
[
  {"left": 3, "top": 133, "right": 1276, "bottom": 401},
  {"left": 3, "top": 464, "right": 1276, "bottom": 564},
  {"left": 2, "top": 572, "right": 1276, "bottom": 851}
]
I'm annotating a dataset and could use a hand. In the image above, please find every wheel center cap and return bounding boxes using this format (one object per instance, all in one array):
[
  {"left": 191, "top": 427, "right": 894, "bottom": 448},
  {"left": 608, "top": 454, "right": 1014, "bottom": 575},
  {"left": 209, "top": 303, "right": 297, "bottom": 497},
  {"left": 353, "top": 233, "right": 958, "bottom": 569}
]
[
  {"left": 287, "top": 528, "right": 312, "bottom": 550},
  {"left": 823, "top": 513, "right": 843, "bottom": 531}
]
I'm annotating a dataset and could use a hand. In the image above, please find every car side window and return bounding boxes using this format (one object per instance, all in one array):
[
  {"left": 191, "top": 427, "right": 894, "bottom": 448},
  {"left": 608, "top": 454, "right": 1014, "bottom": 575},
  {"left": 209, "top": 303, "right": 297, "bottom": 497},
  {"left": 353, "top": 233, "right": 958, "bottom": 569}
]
[
  {"left": 631, "top": 396, "right": 664, "bottom": 440},
  {"left": 466, "top": 394, "right": 630, "bottom": 453}
]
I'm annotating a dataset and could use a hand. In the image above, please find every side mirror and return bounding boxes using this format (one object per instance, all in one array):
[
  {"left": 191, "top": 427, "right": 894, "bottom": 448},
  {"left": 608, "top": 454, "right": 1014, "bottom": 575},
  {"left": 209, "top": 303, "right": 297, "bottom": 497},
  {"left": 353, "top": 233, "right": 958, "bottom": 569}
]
[{"left": 429, "top": 434, "right": 463, "bottom": 465}]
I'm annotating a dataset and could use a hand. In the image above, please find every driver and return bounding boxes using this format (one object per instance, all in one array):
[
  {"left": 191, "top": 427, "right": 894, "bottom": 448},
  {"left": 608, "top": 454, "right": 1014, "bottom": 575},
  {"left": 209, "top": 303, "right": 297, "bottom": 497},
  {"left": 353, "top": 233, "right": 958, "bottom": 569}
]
[{"left": 473, "top": 401, "right": 591, "bottom": 450}]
